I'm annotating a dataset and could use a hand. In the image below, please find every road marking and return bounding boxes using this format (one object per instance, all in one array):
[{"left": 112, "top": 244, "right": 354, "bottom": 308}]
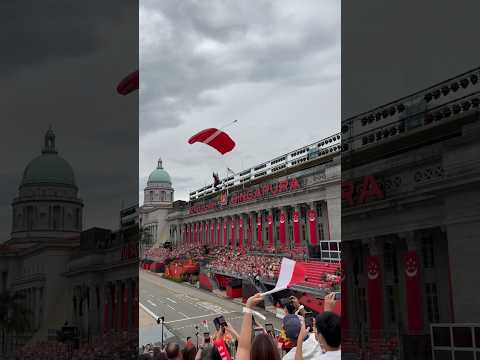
[
  {"left": 165, "top": 311, "right": 237, "bottom": 324},
  {"left": 147, "top": 300, "right": 157, "bottom": 307},
  {"left": 178, "top": 312, "right": 188, "bottom": 318},
  {"left": 140, "top": 302, "right": 159, "bottom": 321},
  {"left": 167, "top": 304, "right": 176, "bottom": 311},
  {"left": 166, "top": 298, "right": 177, "bottom": 304}
]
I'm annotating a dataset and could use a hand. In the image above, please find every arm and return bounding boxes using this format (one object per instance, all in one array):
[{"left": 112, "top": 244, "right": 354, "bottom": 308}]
[
  {"left": 295, "top": 318, "right": 309, "bottom": 360},
  {"left": 324, "top": 293, "right": 336, "bottom": 312},
  {"left": 237, "top": 293, "right": 264, "bottom": 360},
  {"left": 225, "top": 321, "right": 240, "bottom": 339},
  {"left": 195, "top": 348, "right": 202, "bottom": 360}
]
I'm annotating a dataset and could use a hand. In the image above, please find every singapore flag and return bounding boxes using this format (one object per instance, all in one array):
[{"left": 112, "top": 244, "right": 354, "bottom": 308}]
[{"left": 261, "top": 258, "right": 306, "bottom": 295}]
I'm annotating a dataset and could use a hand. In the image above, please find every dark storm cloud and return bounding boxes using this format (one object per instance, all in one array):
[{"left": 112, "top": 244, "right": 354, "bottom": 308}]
[
  {"left": 342, "top": 0, "right": 480, "bottom": 119},
  {"left": 0, "top": 1, "right": 138, "bottom": 241}
]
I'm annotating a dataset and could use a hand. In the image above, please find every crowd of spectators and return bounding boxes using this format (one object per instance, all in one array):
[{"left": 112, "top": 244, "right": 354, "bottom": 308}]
[
  {"left": 3, "top": 331, "right": 138, "bottom": 360},
  {"left": 205, "top": 250, "right": 282, "bottom": 280},
  {"left": 139, "top": 293, "right": 340, "bottom": 360}
]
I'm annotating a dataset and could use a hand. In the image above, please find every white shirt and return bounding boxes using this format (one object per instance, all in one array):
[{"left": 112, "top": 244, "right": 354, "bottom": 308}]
[
  {"left": 320, "top": 349, "right": 341, "bottom": 359},
  {"left": 282, "top": 334, "right": 323, "bottom": 360}
]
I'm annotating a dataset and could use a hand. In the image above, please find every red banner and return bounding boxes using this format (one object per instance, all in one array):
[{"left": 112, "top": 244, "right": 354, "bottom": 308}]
[
  {"left": 308, "top": 209, "right": 318, "bottom": 245},
  {"left": 293, "top": 211, "right": 300, "bottom": 246},
  {"left": 111, "top": 286, "right": 116, "bottom": 330},
  {"left": 122, "top": 286, "right": 128, "bottom": 330},
  {"left": 341, "top": 260, "right": 348, "bottom": 330},
  {"left": 238, "top": 217, "right": 243, "bottom": 250},
  {"left": 279, "top": 212, "right": 286, "bottom": 248},
  {"left": 194, "top": 223, "right": 198, "bottom": 244},
  {"left": 231, "top": 220, "right": 235, "bottom": 249},
  {"left": 404, "top": 251, "right": 423, "bottom": 333},
  {"left": 103, "top": 296, "right": 109, "bottom": 333},
  {"left": 205, "top": 222, "right": 208, "bottom": 244},
  {"left": 247, "top": 215, "right": 252, "bottom": 249},
  {"left": 367, "top": 256, "right": 383, "bottom": 331},
  {"left": 223, "top": 221, "right": 227, "bottom": 246},
  {"left": 257, "top": 214, "right": 262, "bottom": 248},
  {"left": 210, "top": 221, "right": 214, "bottom": 245},
  {"left": 217, "top": 221, "right": 221, "bottom": 246},
  {"left": 268, "top": 214, "right": 273, "bottom": 249}
]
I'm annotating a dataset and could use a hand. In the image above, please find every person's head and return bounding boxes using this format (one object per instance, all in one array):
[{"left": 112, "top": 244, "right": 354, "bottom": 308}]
[
  {"left": 187, "top": 337, "right": 192, "bottom": 343},
  {"left": 288, "top": 296, "right": 300, "bottom": 309},
  {"left": 315, "top": 312, "right": 341, "bottom": 351},
  {"left": 251, "top": 334, "right": 281, "bottom": 360},
  {"left": 282, "top": 314, "right": 301, "bottom": 342},
  {"left": 182, "top": 346, "right": 197, "bottom": 360},
  {"left": 166, "top": 342, "right": 181, "bottom": 360}
]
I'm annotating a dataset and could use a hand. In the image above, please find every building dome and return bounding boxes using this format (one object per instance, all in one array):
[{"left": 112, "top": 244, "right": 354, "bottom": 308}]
[
  {"left": 21, "top": 127, "right": 76, "bottom": 187},
  {"left": 148, "top": 159, "right": 171, "bottom": 184}
]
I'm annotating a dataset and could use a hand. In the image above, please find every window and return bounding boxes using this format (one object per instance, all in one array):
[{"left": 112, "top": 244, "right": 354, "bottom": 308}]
[
  {"left": 317, "top": 223, "right": 324, "bottom": 241},
  {"left": 149, "top": 191, "right": 154, "bottom": 201},
  {"left": 386, "top": 286, "right": 396, "bottom": 323},
  {"left": 422, "top": 237, "right": 435, "bottom": 268},
  {"left": 358, "top": 287, "right": 367, "bottom": 323},
  {"left": 161, "top": 191, "right": 165, "bottom": 201},
  {"left": 384, "top": 242, "right": 394, "bottom": 272},
  {"left": 426, "top": 282, "right": 440, "bottom": 323},
  {"left": 316, "top": 203, "right": 322, "bottom": 217}
]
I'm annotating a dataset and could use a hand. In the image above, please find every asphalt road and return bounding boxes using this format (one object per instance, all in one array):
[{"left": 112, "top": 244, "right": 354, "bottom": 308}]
[{"left": 139, "top": 270, "right": 284, "bottom": 345}]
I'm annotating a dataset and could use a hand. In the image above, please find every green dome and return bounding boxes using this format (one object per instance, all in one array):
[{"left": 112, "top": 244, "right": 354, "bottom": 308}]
[
  {"left": 148, "top": 158, "right": 171, "bottom": 184},
  {"left": 22, "top": 153, "right": 76, "bottom": 187},
  {"left": 21, "top": 127, "right": 76, "bottom": 187}
]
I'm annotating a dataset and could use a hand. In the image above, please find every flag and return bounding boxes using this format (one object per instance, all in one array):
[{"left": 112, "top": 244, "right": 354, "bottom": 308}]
[{"left": 261, "top": 258, "right": 306, "bottom": 295}]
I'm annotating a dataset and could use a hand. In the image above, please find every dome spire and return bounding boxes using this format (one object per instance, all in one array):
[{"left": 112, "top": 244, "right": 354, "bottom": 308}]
[
  {"left": 157, "top": 158, "right": 163, "bottom": 169},
  {"left": 42, "top": 125, "right": 57, "bottom": 154}
]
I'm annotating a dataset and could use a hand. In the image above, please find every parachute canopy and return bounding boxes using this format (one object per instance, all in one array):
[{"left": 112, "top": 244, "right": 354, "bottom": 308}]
[
  {"left": 188, "top": 128, "right": 235, "bottom": 155},
  {"left": 116, "top": 70, "right": 139, "bottom": 95}
]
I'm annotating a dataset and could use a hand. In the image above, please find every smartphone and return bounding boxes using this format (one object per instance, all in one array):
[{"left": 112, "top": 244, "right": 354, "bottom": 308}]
[
  {"left": 213, "top": 317, "right": 220, "bottom": 331},
  {"left": 304, "top": 311, "right": 314, "bottom": 331},
  {"left": 213, "top": 315, "right": 227, "bottom": 330},
  {"left": 264, "top": 323, "right": 274, "bottom": 335},
  {"left": 253, "top": 327, "right": 264, "bottom": 336}
]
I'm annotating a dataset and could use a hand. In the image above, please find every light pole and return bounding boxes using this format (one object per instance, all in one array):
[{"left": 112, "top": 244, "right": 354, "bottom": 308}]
[
  {"left": 194, "top": 325, "right": 199, "bottom": 349},
  {"left": 157, "top": 316, "right": 165, "bottom": 348}
]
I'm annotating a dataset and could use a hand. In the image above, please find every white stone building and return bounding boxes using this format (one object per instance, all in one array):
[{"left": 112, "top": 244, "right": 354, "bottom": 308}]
[{"left": 139, "top": 158, "right": 174, "bottom": 256}]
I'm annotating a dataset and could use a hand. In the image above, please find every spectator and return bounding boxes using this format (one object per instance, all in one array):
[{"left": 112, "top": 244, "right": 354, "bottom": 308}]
[
  {"left": 237, "top": 293, "right": 281, "bottom": 360},
  {"left": 281, "top": 314, "right": 323, "bottom": 360},
  {"left": 166, "top": 343, "right": 182, "bottom": 360},
  {"left": 186, "top": 337, "right": 195, "bottom": 350},
  {"left": 183, "top": 345, "right": 198, "bottom": 360},
  {"left": 315, "top": 312, "right": 341, "bottom": 359}
]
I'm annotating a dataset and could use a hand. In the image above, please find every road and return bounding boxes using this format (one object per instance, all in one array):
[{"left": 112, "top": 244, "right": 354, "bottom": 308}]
[{"left": 139, "top": 270, "right": 284, "bottom": 346}]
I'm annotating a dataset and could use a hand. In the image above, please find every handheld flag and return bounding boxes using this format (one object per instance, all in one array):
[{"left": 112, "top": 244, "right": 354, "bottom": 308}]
[{"left": 261, "top": 258, "right": 306, "bottom": 295}]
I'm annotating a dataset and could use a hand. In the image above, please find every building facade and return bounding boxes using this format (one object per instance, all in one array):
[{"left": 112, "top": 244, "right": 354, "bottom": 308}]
[
  {"left": 0, "top": 129, "right": 138, "bottom": 350},
  {"left": 166, "top": 134, "right": 341, "bottom": 251},
  {"left": 139, "top": 158, "right": 174, "bottom": 256},
  {"left": 341, "top": 68, "right": 480, "bottom": 358}
]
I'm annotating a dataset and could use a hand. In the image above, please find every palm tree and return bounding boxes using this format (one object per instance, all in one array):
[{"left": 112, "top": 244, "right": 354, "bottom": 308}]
[{"left": 0, "top": 291, "right": 31, "bottom": 353}]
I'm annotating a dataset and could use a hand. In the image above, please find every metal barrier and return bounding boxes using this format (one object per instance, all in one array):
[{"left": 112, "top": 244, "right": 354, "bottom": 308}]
[{"left": 431, "top": 323, "right": 480, "bottom": 360}]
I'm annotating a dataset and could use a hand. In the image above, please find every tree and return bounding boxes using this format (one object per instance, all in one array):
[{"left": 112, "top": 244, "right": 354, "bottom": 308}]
[{"left": 0, "top": 291, "right": 31, "bottom": 352}]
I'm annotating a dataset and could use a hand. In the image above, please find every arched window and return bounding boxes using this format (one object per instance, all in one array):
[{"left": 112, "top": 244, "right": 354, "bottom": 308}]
[{"left": 150, "top": 191, "right": 154, "bottom": 201}]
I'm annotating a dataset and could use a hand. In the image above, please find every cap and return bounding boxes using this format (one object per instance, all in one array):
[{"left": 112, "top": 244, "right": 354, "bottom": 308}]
[{"left": 282, "top": 314, "right": 301, "bottom": 340}]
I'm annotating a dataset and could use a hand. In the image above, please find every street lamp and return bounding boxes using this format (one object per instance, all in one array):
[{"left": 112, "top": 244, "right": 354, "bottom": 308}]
[{"left": 157, "top": 316, "right": 165, "bottom": 348}]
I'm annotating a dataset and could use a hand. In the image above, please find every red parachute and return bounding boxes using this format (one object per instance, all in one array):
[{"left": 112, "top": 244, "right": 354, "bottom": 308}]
[
  {"left": 188, "top": 128, "right": 236, "bottom": 155},
  {"left": 116, "top": 70, "right": 139, "bottom": 95}
]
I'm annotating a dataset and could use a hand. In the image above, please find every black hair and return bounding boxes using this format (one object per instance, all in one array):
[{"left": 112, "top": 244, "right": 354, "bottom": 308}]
[
  {"left": 166, "top": 342, "right": 181, "bottom": 359},
  {"left": 315, "top": 312, "right": 341, "bottom": 348},
  {"left": 187, "top": 337, "right": 192, "bottom": 341}
]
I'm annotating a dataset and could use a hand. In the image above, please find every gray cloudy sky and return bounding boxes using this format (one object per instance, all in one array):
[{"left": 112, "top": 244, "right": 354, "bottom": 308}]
[
  {"left": 139, "top": 0, "right": 340, "bottom": 202},
  {"left": 0, "top": 1, "right": 138, "bottom": 241}
]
